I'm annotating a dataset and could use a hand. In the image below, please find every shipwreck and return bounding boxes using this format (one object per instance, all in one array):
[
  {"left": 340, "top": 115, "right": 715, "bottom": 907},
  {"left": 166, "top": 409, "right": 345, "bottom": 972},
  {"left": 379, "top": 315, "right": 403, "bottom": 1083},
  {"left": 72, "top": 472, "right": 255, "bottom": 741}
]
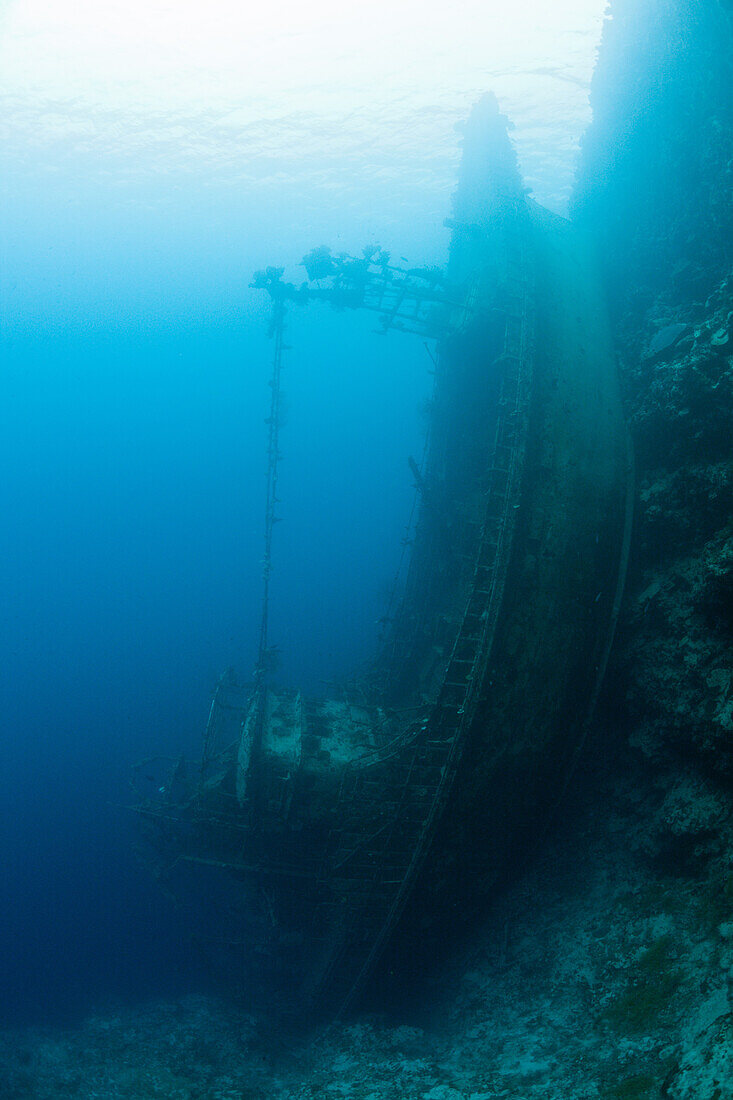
[{"left": 133, "top": 95, "right": 633, "bottom": 1022}]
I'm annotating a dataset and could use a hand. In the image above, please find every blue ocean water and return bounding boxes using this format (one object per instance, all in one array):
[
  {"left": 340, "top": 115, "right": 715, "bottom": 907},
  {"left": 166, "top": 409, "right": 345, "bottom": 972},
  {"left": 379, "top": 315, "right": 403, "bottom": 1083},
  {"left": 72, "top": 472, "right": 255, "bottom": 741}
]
[{"left": 0, "top": 1, "right": 606, "bottom": 1027}]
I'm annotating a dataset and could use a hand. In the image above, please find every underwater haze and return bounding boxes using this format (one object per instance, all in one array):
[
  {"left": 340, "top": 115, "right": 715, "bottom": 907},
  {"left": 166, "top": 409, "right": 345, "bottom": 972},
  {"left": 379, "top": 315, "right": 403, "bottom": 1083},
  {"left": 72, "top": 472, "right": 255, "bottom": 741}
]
[{"left": 0, "top": 1, "right": 606, "bottom": 1027}]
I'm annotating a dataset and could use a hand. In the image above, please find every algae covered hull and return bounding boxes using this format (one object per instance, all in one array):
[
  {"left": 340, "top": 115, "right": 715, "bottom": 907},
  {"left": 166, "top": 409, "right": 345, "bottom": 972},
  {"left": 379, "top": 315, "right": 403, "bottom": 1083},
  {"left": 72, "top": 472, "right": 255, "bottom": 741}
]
[{"left": 135, "top": 96, "right": 632, "bottom": 1022}]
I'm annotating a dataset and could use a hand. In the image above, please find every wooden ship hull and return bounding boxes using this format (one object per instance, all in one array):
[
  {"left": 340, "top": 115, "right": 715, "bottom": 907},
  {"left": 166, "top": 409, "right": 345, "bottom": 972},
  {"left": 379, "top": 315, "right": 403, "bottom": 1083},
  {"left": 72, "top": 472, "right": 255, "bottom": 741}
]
[{"left": 135, "top": 96, "right": 632, "bottom": 1023}]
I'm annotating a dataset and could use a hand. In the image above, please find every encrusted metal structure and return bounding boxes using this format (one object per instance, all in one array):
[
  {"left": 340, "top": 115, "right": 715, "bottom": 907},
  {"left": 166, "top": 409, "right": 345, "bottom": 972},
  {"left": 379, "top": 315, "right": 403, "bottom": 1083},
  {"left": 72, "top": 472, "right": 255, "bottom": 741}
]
[{"left": 134, "top": 96, "right": 632, "bottom": 1022}]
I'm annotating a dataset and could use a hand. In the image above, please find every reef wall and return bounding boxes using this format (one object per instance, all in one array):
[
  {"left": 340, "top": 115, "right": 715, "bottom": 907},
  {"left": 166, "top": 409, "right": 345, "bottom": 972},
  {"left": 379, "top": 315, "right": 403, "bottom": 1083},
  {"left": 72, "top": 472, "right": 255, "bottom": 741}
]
[{"left": 573, "top": 0, "right": 733, "bottom": 812}]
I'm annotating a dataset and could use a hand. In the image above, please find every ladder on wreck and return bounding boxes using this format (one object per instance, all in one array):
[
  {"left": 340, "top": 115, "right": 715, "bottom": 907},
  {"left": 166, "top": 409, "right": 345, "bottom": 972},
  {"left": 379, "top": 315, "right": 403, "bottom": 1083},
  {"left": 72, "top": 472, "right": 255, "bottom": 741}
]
[{"left": 304, "top": 227, "right": 536, "bottom": 1016}]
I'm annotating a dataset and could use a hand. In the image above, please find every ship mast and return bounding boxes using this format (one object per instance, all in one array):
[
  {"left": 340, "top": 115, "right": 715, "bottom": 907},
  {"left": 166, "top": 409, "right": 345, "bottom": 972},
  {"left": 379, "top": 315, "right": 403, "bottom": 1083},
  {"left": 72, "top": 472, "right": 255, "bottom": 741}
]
[
  {"left": 249, "top": 252, "right": 455, "bottom": 691},
  {"left": 257, "top": 292, "right": 287, "bottom": 687}
]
